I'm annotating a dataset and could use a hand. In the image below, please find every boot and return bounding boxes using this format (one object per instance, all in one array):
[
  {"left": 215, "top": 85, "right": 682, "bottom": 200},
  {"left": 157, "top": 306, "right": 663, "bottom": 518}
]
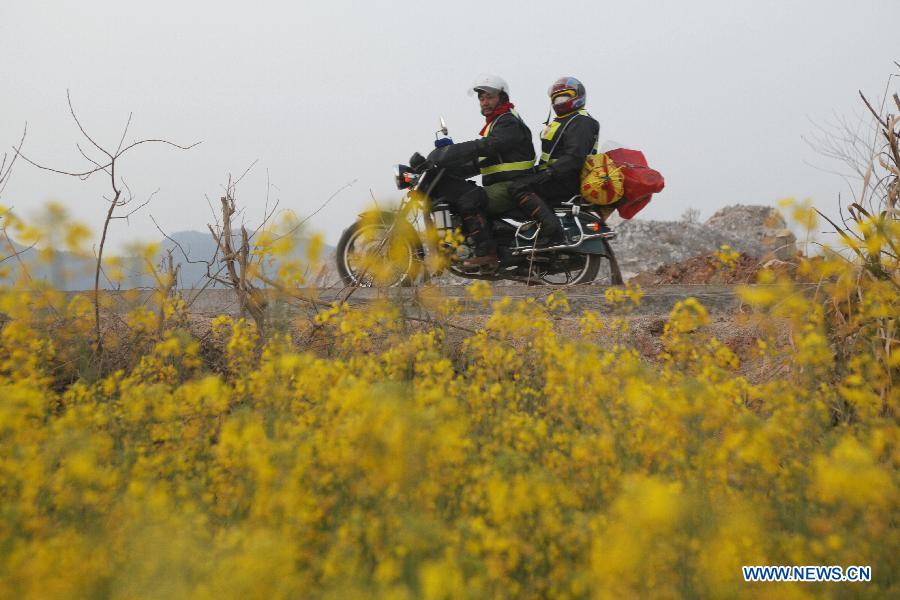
[
  {"left": 461, "top": 212, "right": 498, "bottom": 267},
  {"left": 462, "top": 252, "right": 499, "bottom": 268},
  {"left": 517, "top": 192, "right": 564, "bottom": 246}
]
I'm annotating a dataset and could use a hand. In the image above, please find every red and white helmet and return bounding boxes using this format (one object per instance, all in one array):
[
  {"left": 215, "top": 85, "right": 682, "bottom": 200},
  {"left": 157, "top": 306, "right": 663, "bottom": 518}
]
[
  {"left": 548, "top": 76, "right": 586, "bottom": 116},
  {"left": 468, "top": 74, "right": 510, "bottom": 97}
]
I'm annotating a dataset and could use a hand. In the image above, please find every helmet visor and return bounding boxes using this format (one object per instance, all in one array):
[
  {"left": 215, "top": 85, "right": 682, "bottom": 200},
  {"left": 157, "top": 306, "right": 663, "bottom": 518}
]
[
  {"left": 468, "top": 74, "right": 509, "bottom": 97},
  {"left": 551, "top": 89, "right": 576, "bottom": 105},
  {"left": 473, "top": 85, "right": 501, "bottom": 96}
]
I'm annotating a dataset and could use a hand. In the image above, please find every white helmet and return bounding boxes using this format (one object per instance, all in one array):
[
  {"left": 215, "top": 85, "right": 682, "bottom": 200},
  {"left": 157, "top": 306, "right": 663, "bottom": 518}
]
[{"left": 468, "top": 74, "right": 509, "bottom": 97}]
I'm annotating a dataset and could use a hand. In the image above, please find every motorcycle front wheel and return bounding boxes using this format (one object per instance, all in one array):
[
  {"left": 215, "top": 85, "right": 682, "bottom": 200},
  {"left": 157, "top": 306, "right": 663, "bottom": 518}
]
[{"left": 336, "top": 216, "right": 424, "bottom": 287}]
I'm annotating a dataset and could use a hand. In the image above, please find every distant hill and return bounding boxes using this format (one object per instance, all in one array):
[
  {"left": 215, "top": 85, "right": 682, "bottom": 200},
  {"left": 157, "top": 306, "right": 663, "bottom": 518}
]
[
  {"left": 0, "top": 230, "right": 335, "bottom": 291},
  {"left": 0, "top": 239, "right": 96, "bottom": 290}
]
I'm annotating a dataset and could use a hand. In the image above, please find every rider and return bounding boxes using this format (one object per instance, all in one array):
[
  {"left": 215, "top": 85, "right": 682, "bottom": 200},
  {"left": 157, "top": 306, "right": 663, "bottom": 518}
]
[
  {"left": 427, "top": 74, "right": 535, "bottom": 267},
  {"left": 510, "top": 76, "right": 600, "bottom": 246}
]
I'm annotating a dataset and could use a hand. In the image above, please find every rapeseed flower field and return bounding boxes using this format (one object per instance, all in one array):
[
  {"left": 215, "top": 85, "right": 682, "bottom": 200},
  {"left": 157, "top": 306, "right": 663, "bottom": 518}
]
[{"left": 0, "top": 201, "right": 897, "bottom": 599}]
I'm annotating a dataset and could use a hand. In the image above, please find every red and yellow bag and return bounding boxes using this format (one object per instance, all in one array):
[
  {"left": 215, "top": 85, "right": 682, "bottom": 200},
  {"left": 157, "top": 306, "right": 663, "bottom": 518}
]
[
  {"left": 580, "top": 148, "right": 664, "bottom": 218},
  {"left": 580, "top": 153, "right": 624, "bottom": 205}
]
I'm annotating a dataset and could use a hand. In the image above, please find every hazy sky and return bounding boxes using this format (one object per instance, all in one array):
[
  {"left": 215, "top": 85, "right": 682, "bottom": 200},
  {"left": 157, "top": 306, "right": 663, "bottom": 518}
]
[{"left": 2, "top": 0, "right": 897, "bottom": 250}]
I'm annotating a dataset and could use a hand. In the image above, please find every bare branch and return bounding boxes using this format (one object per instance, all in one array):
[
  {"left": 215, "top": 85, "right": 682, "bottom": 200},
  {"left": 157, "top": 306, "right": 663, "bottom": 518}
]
[
  {"left": 67, "top": 89, "right": 112, "bottom": 160},
  {"left": 248, "top": 198, "right": 281, "bottom": 241},
  {"left": 13, "top": 149, "right": 113, "bottom": 179},
  {"left": 120, "top": 178, "right": 135, "bottom": 205},
  {"left": 93, "top": 189, "right": 121, "bottom": 352},
  {"left": 184, "top": 263, "right": 229, "bottom": 308},
  {"left": 246, "top": 168, "right": 283, "bottom": 241},
  {"left": 860, "top": 91, "right": 891, "bottom": 131},
  {"left": 815, "top": 207, "right": 866, "bottom": 262},
  {"left": 15, "top": 138, "right": 200, "bottom": 180},
  {"left": 76, "top": 142, "right": 110, "bottom": 176},
  {"left": 0, "top": 123, "right": 27, "bottom": 197},
  {"left": 115, "top": 112, "right": 133, "bottom": 156},
  {"left": 150, "top": 214, "right": 212, "bottom": 267},
  {"left": 0, "top": 240, "right": 35, "bottom": 265},
  {"left": 110, "top": 198, "right": 151, "bottom": 221},
  {"left": 116, "top": 137, "right": 201, "bottom": 156},
  {"left": 269, "top": 178, "right": 357, "bottom": 244},
  {"left": 231, "top": 159, "right": 259, "bottom": 188}
]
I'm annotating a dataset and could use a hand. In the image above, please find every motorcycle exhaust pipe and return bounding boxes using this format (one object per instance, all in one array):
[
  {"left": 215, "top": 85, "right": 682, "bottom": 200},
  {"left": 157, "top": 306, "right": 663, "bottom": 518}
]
[{"left": 512, "top": 231, "right": 616, "bottom": 256}]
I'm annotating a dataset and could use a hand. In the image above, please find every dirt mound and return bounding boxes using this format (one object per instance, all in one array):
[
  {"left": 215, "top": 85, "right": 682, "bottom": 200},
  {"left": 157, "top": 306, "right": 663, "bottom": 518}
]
[
  {"left": 612, "top": 219, "right": 746, "bottom": 279},
  {"left": 610, "top": 204, "right": 798, "bottom": 279},
  {"left": 704, "top": 204, "right": 797, "bottom": 260},
  {"left": 628, "top": 252, "right": 762, "bottom": 285}
]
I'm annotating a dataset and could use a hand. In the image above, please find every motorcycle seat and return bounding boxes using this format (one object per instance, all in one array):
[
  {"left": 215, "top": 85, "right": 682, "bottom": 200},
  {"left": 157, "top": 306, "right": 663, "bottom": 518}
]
[{"left": 496, "top": 198, "right": 589, "bottom": 224}]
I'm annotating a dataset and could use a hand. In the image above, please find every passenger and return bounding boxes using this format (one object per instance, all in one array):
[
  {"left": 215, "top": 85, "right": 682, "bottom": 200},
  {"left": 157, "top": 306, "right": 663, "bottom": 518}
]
[{"left": 511, "top": 76, "right": 600, "bottom": 246}]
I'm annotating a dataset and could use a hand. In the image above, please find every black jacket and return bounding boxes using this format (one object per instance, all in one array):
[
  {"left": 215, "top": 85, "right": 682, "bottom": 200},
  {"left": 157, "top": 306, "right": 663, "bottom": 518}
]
[
  {"left": 538, "top": 110, "right": 600, "bottom": 197},
  {"left": 428, "top": 110, "right": 535, "bottom": 186}
]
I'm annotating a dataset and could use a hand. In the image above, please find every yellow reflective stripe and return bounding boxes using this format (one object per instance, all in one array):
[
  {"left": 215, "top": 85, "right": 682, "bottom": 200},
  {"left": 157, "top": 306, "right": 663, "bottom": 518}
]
[
  {"left": 479, "top": 160, "right": 534, "bottom": 176},
  {"left": 540, "top": 110, "right": 588, "bottom": 141},
  {"left": 540, "top": 121, "right": 561, "bottom": 142},
  {"left": 538, "top": 154, "right": 558, "bottom": 168},
  {"left": 537, "top": 160, "right": 557, "bottom": 171},
  {"left": 540, "top": 110, "right": 590, "bottom": 164}
]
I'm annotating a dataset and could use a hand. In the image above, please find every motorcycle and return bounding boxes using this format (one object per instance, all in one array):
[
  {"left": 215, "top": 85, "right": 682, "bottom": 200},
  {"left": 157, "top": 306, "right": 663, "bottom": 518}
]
[{"left": 335, "top": 120, "right": 624, "bottom": 287}]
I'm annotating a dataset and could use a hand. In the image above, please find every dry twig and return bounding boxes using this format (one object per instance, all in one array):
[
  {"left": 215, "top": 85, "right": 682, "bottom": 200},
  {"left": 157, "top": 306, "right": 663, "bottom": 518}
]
[{"left": 14, "top": 91, "right": 199, "bottom": 356}]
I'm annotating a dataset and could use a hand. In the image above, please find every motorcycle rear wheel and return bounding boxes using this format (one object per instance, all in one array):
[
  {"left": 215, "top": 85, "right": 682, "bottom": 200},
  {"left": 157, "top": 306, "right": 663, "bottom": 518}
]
[
  {"left": 533, "top": 240, "right": 623, "bottom": 286},
  {"left": 530, "top": 253, "right": 600, "bottom": 285},
  {"left": 590, "top": 239, "right": 624, "bottom": 285},
  {"left": 336, "top": 217, "right": 424, "bottom": 287}
]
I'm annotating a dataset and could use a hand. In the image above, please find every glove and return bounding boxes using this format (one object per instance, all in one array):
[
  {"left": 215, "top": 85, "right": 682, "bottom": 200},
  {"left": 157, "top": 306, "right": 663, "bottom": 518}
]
[
  {"left": 409, "top": 152, "right": 427, "bottom": 171},
  {"left": 510, "top": 169, "right": 553, "bottom": 197}
]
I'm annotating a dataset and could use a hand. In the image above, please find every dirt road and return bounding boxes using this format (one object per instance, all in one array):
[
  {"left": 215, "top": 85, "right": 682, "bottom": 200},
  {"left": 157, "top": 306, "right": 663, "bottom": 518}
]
[{"left": 155, "top": 284, "right": 756, "bottom": 318}]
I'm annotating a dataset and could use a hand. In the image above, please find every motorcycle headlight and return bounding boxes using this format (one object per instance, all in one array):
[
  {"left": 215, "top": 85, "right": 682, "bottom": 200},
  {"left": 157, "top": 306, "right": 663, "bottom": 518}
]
[{"left": 393, "top": 164, "right": 418, "bottom": 190}]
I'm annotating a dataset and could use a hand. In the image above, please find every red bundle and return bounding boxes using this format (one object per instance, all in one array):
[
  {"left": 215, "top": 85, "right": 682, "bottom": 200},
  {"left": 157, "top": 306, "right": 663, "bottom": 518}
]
[{"left": 604, "top": 148, "right": 664, "bottom": 219}]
